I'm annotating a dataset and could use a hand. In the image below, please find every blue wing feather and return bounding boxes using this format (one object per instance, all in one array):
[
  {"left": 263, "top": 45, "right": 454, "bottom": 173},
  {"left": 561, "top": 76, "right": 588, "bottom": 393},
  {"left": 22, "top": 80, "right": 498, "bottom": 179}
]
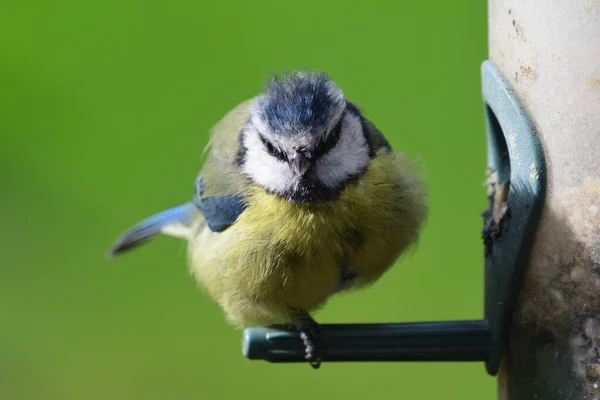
[
  {"left": 108, "top": 100, "right": 253, "bottom": 258},
  {"left": 194, "top": 195, "right": 246, "bottom": 232},
  {"left": 108, "top": 203, "right": 198, "bottom": 257},
  {"left": 193, "top": 174, "right": 247, "bottom": 232}
]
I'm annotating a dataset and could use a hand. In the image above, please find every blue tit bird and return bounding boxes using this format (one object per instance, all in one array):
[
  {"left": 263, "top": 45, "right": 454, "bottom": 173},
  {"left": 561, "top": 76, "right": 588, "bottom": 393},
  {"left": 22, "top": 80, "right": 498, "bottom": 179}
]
[{"left": 108, "top": 71, "right": 427, "bottom": 368}]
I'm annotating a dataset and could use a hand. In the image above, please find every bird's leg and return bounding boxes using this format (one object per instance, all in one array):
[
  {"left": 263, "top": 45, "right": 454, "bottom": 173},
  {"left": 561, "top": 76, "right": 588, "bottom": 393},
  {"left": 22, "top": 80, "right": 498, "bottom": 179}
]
[{"left": 291, "top": 309, "right": 330, "bottom": 369}]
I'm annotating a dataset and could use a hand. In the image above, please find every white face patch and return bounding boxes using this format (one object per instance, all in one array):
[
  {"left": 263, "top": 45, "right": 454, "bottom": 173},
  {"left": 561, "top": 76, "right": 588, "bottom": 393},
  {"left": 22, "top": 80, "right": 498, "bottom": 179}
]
[
  {"left": 315, "top": 112, "right": 370, "bottom": 189},
  {"left": 241, "top": 124, "right": 298, "bottom": 194},
  {"left": 241, "top": 101, "right": 371, "bottom": 200}
]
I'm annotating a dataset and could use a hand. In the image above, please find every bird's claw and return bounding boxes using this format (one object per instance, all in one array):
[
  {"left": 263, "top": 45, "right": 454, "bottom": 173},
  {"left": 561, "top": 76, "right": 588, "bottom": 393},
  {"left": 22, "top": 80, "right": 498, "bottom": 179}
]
[{"left": 299, "top": 325, "right": 330, "bottom": 369}]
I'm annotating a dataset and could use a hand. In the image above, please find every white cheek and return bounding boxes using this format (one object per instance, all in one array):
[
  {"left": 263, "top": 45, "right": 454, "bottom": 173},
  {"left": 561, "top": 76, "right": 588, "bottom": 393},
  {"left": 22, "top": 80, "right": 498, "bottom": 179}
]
[
  {"left": 242, "top": 130, "right": 296, "bottom": 193},
  {"left": 316, "top": 113, "right": 370, "bottom": 188},
  {"left": 250, "top": 111, "right": 270, "bottom": 137}
]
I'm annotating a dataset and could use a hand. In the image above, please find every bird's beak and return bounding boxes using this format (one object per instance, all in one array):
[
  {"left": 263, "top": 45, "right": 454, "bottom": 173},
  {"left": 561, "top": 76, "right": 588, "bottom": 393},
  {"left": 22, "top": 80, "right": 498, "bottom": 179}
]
[{"left": 291, "top": 153, "right": 311, "bottom": 177}]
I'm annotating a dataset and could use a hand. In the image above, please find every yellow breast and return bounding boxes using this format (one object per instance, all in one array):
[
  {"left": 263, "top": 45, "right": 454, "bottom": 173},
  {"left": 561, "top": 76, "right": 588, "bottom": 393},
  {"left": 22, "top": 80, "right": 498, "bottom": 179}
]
[{"left": 187, "top": 151, "right": 427, "bottom": 327}]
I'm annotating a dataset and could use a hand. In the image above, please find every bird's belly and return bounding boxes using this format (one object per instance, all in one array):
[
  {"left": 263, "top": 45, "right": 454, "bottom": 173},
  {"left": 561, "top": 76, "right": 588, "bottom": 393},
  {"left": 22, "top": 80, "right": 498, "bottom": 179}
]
[
  {"left": 187, "top": 219, "right": 343, "bottom": 327},
  {"left": 187, "top": 153, "right": 426, "bottom": 327}
]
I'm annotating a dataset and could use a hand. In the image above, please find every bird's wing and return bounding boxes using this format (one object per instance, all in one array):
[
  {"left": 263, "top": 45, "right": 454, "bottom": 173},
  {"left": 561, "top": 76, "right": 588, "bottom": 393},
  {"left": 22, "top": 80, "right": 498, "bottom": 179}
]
[
  {"left": 108, "top": 202, "right": 200, "bottom": 256},
  {"left": 346, "top": 100, "right": 392, "bottom": 154},
  {"left": 107, "top": 100, "right": 254, "bottom": 255},
  {"left": 192, "top": 99, "right": 254, "bottom": 232},
  {"left": 362, "top": 117, "right": 393, "bottom": 153}
]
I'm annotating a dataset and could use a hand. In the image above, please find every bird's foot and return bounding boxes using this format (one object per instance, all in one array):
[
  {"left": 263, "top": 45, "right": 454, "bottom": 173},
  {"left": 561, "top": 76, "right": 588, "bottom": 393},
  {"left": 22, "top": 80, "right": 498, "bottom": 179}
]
[{"left": 298, "top": 323, "right": 330, "bottom": 369}]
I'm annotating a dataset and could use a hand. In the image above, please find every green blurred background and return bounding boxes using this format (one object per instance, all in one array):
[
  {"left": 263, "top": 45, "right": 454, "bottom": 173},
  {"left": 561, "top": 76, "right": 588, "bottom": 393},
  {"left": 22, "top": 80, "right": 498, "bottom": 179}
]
[{"left": 0, "top": 1, "right": 490, "bottom": 399}]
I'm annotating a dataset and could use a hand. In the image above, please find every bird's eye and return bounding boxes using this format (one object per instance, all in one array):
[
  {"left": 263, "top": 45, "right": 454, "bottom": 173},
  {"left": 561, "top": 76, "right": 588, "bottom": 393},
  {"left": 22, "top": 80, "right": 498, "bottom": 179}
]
[
  {"left": 265, "top": 141, "right": 275, "bottom": 154},
  {"left": 260, "top": 136, "right": 288, "bottom": 161}
]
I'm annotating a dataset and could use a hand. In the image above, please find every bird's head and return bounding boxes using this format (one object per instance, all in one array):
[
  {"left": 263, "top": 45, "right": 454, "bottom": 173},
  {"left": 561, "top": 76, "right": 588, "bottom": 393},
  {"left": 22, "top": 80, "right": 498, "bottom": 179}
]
[{"left": 239, "top": 71, "right": 371, "bottom": 203}]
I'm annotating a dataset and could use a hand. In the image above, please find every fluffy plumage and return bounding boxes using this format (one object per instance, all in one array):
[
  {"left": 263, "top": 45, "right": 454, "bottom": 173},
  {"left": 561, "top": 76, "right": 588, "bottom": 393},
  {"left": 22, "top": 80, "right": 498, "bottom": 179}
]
[
  {"left": 189, "top": 151, "right": 426, "bottom": 326},
  {"left": 109, "top": 70, "right": 428, "bottom": 367}
]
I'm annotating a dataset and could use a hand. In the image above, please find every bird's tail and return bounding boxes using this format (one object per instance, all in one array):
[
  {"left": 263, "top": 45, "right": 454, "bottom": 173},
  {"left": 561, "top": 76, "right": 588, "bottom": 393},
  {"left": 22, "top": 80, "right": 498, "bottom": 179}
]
[{"left": 107, "top": 202, "right": 200, "bottom": 257}]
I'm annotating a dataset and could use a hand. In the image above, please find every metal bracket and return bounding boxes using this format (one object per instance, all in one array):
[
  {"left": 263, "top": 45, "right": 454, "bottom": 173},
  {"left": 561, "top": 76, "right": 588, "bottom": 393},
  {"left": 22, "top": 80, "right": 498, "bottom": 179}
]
[
  {"left": 241, "top": 61, "right": 546, "bottom": 376},
  {"left": 480, "top": 60, "right": 546, "bottom": 374}
]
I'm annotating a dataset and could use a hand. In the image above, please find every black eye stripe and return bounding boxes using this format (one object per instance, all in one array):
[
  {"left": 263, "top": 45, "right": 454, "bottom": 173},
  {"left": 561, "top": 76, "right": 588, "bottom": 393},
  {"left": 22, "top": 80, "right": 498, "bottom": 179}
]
[
  {"left": 313, "top": 112, "right": 344, "bottom": 159},
  {"left": 256, "top": 110, "right": 345, "bottom": 163},
  {"left": 258, "top": 134, "right": 288, "bottom": 161}
]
